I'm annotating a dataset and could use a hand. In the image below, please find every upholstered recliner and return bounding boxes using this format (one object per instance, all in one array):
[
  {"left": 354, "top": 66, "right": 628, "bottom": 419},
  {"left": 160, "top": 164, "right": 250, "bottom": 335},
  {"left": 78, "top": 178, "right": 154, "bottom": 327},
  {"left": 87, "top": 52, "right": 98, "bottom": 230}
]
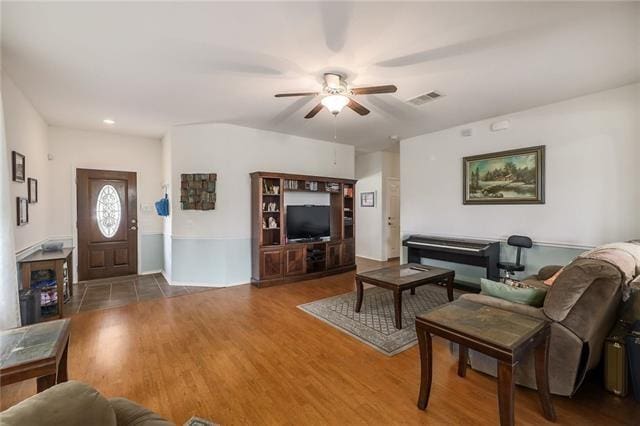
[
  {"left": 0, "top": 381, "right": 174, "bottom": 426},
  {"left": 458, "top": 257, "right": 625, "bottom": 396}
]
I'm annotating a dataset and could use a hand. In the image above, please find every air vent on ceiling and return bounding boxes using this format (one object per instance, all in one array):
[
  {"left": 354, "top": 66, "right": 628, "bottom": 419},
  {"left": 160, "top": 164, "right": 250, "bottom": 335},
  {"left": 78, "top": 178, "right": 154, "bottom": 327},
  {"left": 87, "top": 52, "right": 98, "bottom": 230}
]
[{"left": 406, "top": 91, "right": 444, "bottom": 106}]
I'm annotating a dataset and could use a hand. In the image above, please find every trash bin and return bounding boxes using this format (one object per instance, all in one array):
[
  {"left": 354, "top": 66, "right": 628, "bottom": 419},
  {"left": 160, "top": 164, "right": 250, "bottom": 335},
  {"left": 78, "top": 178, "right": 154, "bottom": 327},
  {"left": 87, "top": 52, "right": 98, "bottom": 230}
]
[{"left": 19, "top": 288, "right": 41, "bottom": 325}]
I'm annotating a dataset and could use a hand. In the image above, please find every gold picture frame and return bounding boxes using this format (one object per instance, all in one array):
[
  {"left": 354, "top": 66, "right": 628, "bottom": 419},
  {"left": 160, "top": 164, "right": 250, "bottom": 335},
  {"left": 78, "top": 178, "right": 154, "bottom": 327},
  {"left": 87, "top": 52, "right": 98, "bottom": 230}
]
[{"left": 463, "top": 146, "right": 545, "bottom": 205}]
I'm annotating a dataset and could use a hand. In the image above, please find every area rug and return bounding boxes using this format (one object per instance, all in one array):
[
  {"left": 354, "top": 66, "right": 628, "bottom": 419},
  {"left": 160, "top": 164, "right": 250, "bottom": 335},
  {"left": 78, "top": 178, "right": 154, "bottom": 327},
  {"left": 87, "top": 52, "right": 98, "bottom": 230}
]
[{"left": 298, "top": 285, "right": 461, "bottom": 356}]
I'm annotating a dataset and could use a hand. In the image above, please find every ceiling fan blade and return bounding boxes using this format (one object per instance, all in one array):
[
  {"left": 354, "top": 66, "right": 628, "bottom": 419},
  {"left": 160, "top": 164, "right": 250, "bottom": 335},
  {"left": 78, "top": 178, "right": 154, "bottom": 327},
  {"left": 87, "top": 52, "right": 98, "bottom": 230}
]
[
  {"left": 304, "top": 103, "right": 324, "bottom": 119},
  {"left": 347, "top": 99, "right": 370, "bottom": 116},
  {"left": 275, "top": 92, "right": 319, "bottom": 98},
  {"left": 350, "top": 85, "right": 397, "bottom": 95}
]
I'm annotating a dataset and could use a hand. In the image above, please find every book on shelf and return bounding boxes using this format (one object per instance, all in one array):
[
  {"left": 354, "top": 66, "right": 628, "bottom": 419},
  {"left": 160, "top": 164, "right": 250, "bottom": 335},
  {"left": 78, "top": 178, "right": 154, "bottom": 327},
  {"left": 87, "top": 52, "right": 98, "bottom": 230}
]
[
  {"left": 326, "top": 182, "right": 340, "bottom": 192},
  {"left": 284, "top": 179, "right": 299, "bottom": 190},
  {"left": 305, "top": 181, "right": 319, "bottom": 191}
]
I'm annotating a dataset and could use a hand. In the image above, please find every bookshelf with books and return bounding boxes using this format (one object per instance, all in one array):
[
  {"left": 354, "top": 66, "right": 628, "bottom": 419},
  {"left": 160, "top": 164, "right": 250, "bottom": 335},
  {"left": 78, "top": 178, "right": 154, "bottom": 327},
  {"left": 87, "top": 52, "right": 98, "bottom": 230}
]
[
  {"left": 250, "top": 171, "right": 357, "bottom": 287},
  {"left": 343, "top": 183, "right": 354, "bottom": 239}
]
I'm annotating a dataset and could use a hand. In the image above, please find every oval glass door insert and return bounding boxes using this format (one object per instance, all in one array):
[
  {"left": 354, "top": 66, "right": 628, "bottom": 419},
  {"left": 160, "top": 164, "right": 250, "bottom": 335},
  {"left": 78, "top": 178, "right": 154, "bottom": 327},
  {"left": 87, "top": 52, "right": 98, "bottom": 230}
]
[{"left": 96, "top": 184, "right": 121, "bottom": 238}]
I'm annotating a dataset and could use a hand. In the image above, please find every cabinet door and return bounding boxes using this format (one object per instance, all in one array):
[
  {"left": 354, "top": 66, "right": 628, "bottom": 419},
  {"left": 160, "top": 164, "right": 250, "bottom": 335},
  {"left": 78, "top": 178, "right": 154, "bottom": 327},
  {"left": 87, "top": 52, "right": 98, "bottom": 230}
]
[
  {"left": 341, "top": 240, "right": 355, "bottom": 266},
  {"left": 285, "top": 247, "right": 306, "bottom": 276},
  {"left": 327, "top": 242, "right": 341, "bottom": 269},
  {"left": 260, "top": 248, "right": 283, "bottom": 280}
]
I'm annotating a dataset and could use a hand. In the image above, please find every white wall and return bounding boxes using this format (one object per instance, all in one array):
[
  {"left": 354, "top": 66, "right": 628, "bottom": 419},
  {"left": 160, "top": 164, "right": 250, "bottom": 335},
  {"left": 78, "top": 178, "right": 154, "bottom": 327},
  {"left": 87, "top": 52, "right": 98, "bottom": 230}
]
[
  {"left": 382, "top": 152, "right": 400, "bottom": 180},
  {"left": 401, "top": 83, "right": 640, "bottom": 249},
  {"left": 355, "top": 152, "right": 384, "bottom": 260},
  {"left": 47, "top": 126, "right": 164, "bottom": 275},
  {"left": 355, "top": 151, "right": 400, "bottom": 261},
  {"left": 167, "top": 122, "right": 354, "bottom": 285},
  {"left": 2, "top": 73, "right": 50, "bottom": 254},
  {"left": 161, "top": 132, "right": 172, "bottom": 279},
  {"left": 170, "top": 123, "right": 354, "bottom": 238}
]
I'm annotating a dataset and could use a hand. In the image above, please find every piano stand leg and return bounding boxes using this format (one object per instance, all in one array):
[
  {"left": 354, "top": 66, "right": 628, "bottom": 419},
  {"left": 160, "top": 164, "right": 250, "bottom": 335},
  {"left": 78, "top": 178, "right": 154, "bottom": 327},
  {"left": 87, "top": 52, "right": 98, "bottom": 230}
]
[{"left": 410, "top": 288, "right": 416, "bottom": 295}]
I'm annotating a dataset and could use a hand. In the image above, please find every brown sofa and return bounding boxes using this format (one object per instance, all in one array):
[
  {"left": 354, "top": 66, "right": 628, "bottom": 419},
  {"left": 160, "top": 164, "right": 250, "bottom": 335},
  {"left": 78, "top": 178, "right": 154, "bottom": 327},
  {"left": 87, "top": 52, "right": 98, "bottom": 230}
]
[
  {"left": 458, "top": 257, "right": 625, "bottom": 396},
  {"left": 0, "top": 381, "right": 174, "bottom": 426}
]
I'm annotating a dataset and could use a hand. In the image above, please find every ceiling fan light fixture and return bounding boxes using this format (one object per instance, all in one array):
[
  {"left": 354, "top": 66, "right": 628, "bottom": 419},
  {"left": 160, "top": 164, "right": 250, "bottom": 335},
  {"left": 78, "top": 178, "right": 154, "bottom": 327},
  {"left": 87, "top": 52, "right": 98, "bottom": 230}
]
[{"left": 321, "top": 95, "right": 349, "bottom": 115}]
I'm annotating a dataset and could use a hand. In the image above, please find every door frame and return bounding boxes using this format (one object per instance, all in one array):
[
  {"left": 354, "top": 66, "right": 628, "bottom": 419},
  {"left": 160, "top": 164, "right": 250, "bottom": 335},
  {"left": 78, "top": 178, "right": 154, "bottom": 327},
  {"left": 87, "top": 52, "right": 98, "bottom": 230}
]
[
  {"left": 72, "top": 166, "right": 142, "bottom": 282},
  {"left": 384, "top": 177, "right": 401, "bottom": 261}
]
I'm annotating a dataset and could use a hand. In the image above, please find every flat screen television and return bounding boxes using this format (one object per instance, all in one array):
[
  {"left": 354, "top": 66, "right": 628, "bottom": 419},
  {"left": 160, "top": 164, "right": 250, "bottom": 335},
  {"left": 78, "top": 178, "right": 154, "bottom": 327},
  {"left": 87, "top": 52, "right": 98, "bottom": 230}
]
[{"left": 286, "top": 205, "right": 330, "bottom": 241}]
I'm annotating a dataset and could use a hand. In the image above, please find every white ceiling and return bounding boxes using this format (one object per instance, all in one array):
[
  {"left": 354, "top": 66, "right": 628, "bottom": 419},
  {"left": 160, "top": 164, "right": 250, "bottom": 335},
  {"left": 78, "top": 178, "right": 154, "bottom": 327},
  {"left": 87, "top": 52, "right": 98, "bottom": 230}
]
[{"left": 2, "top": 2, "right": 639, "bottom": 152}]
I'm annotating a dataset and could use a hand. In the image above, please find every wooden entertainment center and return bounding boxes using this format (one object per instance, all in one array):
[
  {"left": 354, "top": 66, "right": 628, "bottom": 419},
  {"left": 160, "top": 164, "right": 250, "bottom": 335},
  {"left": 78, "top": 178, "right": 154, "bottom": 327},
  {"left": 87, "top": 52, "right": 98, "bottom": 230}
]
[{"left": 250, "top": 171, "right": 357, "bottom": 287}]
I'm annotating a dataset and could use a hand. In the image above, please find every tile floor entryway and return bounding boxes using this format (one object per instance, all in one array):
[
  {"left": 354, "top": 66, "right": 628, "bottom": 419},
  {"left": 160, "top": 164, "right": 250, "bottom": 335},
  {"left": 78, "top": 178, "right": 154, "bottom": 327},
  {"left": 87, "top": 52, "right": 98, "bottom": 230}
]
[{"left": 65, "top": 273, "right": 215, "bottom": 314}]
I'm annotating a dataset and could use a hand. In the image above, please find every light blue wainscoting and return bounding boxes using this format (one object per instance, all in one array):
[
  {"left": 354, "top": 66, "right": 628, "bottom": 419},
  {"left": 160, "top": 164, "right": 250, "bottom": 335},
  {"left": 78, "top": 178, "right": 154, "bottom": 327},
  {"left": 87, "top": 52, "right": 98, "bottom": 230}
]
[
  {"left": 171, "top": 237, "right": 251, "bottom": 286},
  {"left": 401, "top": 241, "right": 587, "bottom": 287},
  {"left": 140, "top": 233, "right": 164, "bottom": 273}
]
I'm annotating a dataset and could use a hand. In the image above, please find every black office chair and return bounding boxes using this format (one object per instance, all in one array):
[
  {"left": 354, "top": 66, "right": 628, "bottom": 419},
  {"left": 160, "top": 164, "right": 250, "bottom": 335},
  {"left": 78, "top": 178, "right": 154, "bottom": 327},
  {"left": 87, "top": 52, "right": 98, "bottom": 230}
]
[{"left": 498, "top": 235, "right": 533, "bottom": 281}]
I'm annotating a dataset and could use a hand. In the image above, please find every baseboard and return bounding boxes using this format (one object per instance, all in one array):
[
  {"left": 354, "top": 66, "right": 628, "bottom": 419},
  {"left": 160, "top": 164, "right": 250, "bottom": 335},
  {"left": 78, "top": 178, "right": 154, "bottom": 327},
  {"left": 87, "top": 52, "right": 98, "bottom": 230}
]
[
  {"left": 159, "top": 270, "right": 241, "bottom": 288},
  {"left": 356, "top": 254, "right": 387, "bottom": 262},
  {"left": 169, "top": 281, "right": 237, "bottom": 288},
  {"left": 139, "top": 269, "right": 162, "bottom": 275}
]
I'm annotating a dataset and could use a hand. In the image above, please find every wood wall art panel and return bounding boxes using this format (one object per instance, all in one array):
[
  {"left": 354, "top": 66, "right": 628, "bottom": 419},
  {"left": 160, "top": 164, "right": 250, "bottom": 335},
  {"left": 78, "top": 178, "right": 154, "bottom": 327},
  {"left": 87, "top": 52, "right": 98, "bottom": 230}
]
[{"left": 180, "top": 173, "right": 217, "bottom": 210}]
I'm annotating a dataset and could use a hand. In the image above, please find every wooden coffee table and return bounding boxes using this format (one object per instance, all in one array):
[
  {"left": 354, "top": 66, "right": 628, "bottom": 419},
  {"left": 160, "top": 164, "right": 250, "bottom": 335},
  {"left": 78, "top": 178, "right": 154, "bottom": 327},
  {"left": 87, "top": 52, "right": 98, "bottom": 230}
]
[
  {"left": 0, "top": 319, "right": 71, "bottom": 392},
  {"left": 415, "top": 299, "right": 556, "bottom": 425},
  {"left": 355, "top": 263, "right": 455, "bottom": 329}
]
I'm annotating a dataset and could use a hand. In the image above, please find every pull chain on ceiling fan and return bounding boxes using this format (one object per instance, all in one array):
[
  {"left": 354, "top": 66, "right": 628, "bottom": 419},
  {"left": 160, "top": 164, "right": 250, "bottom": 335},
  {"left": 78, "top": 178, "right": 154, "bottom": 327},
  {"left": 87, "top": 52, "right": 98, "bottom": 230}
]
[{"left": 275, "top": 73, "right": 397, "bottom": 119}]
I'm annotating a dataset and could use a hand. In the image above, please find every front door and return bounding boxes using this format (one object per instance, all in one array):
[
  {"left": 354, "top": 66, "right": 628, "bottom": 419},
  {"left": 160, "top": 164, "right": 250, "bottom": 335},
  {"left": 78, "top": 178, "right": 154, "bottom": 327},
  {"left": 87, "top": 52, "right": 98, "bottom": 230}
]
[
  {"left": 77, "top": 169, "right": 138, "bottom": 281},
  {"left": 386, "top": 178, "right": 401, "bottom": 259}
]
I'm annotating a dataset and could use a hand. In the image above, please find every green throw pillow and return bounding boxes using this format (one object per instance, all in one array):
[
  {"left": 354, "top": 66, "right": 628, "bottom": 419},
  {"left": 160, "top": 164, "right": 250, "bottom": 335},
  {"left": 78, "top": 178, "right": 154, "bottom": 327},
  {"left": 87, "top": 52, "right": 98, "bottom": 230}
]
[{"left": 480, "top": 278, "right": 547, "bottom": 307}]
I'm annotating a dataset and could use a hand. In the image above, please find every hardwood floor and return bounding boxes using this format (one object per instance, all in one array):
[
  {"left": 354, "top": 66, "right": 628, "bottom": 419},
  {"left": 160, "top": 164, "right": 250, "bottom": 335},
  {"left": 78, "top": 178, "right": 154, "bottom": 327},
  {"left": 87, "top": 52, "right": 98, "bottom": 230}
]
[{"left": 2, "top": 258, "right": 637, "bottom": 425}]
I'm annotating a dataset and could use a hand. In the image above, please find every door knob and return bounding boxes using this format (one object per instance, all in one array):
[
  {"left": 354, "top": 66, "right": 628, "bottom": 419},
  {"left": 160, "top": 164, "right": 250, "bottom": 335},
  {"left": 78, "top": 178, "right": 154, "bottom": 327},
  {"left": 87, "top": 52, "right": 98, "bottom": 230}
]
[{"left": 130, "top": 226, "right": 137, "bottom": 231}]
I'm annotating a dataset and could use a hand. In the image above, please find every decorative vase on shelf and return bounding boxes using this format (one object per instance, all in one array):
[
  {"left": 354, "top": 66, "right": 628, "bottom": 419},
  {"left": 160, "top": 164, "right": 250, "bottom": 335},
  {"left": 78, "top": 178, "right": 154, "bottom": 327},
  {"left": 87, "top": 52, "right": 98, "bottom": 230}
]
[{"left": 268, "top": 217, "right": 277, "bottom": 229}]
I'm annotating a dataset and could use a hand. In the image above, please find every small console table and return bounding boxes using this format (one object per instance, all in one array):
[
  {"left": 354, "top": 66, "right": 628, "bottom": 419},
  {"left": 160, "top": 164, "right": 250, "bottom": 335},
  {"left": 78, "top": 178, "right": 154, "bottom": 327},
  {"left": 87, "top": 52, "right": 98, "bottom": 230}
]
[
  {"left": 415, "top": 299, "right": 556, "bottom": 425},
  {"left": 18, "top": 248, "right": 74, "bottom": 319}
]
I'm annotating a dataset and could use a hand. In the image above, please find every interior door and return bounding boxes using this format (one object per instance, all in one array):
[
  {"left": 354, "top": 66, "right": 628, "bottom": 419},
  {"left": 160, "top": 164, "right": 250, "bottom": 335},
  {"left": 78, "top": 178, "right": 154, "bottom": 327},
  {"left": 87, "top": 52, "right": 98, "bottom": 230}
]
[
  {"left": 386, "top": 178, "right": 401, "bottom": 259},
  {"left": 77, "top": 169, "right": 138, "bottom": 281}
]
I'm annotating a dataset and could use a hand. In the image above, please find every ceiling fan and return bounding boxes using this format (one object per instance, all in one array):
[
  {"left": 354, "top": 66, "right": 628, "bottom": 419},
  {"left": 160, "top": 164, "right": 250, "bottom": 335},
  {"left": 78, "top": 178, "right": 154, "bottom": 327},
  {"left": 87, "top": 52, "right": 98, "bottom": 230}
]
[{"left": 274, "top": 73, "right": 397, "bottom": 119}]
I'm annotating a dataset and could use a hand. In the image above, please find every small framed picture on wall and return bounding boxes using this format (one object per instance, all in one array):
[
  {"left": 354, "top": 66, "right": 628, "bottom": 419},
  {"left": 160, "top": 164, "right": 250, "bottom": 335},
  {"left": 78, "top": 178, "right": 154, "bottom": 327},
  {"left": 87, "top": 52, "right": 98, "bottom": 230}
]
[
  {"left": 360, "top": 191, "right": 375, "bottom": 207},
  {"left": 12, "top": 151, "right": 25, "bottom": 182},
  {"left": 28, "top": 178, "right": 38, "bottom": 203},
  {"left": 17, "top": 197, "right": 28, "bottom": 226}
]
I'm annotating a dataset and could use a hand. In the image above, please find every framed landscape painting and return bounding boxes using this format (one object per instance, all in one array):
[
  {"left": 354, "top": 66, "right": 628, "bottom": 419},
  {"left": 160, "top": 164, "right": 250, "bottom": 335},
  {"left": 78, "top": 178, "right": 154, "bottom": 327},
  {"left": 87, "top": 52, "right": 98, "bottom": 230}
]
[{"left": 463, "top": 146, "right": 545, "bottom": 205}]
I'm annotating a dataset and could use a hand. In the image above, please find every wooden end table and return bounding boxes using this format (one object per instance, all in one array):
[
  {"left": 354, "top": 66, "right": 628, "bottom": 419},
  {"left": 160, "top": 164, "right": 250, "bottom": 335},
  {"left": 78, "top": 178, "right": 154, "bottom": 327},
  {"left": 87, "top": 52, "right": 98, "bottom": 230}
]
[
  {"left": 0, "top": 319, "right": 71, "bottom": 392},
  {"left": 18, "top": 248, "right": 74, "bottom": 319},
  {"left": 415, "top": 299, "right": 556, "bottom": 425},
  {"left": 355, "top": 263, "right": 455, "bottom": 329}
]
